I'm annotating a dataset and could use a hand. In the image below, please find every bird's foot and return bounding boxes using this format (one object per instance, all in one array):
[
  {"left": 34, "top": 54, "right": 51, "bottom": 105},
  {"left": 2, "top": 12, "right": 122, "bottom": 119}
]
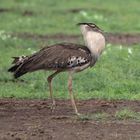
[
  {"left": 50, "top": 104, "right": 56, "bottom": 112},
  {"left": 76, "top": 112, "right": 82, "bottom": 116},
  {"left": 49, "top": 100, "right": 56, "bottom": 112}
]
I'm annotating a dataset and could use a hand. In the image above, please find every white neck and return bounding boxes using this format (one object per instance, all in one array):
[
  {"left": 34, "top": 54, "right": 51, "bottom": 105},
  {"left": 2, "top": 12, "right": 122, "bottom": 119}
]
[{"left": 80, "top": 25, "right": 105, "bottom": 59}]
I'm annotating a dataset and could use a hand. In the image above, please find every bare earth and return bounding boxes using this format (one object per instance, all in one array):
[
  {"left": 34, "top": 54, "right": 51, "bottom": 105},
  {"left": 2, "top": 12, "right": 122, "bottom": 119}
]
[
  {"left": 11, "top": 32, "right": 140, "bottom": 46},
  {"left": 0, "top": 99, "right": 140, "bottom": 140}
]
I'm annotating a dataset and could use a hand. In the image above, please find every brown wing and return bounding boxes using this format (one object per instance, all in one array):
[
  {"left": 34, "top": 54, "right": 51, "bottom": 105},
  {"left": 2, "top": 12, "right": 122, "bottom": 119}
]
[
  {"left": 12, "top": 43, "right": 93, "bottom": 78},
  {"left": 23, "top": 43, "right": 92, "bottom": 71}
]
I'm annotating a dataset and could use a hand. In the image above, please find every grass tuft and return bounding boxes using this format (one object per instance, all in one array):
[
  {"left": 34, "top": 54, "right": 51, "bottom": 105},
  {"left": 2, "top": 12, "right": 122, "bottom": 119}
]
[
  {"left": 77, "top": 112, "right": 109, "bottom": 121},
  {"left": 115, "top": 108, "right": 140, "bottom": 121}
]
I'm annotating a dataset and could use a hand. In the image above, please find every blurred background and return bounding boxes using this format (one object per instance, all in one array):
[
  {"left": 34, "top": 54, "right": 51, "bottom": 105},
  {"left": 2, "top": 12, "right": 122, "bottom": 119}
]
[{"left": 0, "top": 0, "right": 140, "bottom": 100}]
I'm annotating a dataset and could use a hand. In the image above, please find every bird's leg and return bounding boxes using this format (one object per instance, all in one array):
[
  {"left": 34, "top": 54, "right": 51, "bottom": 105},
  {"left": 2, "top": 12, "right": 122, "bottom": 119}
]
[
  {"left": 47, "top": 71, "right": 60, "bottom": 111},
  {"left": 68, "top": 72, "right": 80, "bottom": 116}
]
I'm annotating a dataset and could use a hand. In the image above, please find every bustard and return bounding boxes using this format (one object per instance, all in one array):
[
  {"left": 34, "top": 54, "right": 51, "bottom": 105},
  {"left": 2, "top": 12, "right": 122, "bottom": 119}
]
[{"left": 8, "top": 23, "right": 105, "bottom": 115}]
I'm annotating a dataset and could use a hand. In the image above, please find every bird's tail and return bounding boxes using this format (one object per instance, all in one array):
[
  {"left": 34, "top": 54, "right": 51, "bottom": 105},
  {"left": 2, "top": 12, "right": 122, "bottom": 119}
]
[{"left": 8, "top": 55, "right": 28, "bottom": 78}]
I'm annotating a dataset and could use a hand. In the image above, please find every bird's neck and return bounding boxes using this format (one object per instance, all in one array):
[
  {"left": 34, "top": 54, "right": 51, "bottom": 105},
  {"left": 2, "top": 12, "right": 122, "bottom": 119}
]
[{"left": 81, "top": 28, "right": 105, "bottom": 60}]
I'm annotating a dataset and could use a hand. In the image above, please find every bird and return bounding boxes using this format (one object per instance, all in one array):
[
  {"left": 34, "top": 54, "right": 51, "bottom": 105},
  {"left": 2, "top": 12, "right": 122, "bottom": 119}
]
[{"left": 8, "top": 23, "right": 106, "bottom": 115}]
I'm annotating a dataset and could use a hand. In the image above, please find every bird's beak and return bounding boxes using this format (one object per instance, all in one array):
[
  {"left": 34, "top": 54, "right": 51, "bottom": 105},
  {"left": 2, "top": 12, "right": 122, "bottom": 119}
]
[{"left": 77, "top": 23, "right": 86, "bottom": 26}]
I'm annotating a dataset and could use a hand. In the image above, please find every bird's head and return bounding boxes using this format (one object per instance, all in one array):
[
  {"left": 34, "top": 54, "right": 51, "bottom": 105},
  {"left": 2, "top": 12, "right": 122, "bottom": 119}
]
[{"left": 77, "top": 22, "right": 103, "bottom": 33}]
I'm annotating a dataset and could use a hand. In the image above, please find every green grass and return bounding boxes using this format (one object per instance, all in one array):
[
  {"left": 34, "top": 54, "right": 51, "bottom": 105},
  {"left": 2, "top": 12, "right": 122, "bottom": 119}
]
[
  {"left": 115, "top": 108, "right": 140, "bottom": 121},
  {"left": 0, "top": 0, "right": 140, "bottom": 100},
  {"left": 0, "top": 0, "right": 140, "bottom": 34},
  {"left": 76, "top": 109, "right": 140, "bottom": 121},
  {"left": 0, "top": 36, "right": 140, "bottom": 99}
]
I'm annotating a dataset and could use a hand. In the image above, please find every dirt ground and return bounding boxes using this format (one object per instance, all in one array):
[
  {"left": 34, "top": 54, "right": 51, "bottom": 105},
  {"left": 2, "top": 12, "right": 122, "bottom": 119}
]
[
  {"left": 12, "top": 32, "right": 140, "bottom": 46},
  {"left": 0, "top": 99, "right": 140, "bottom": 140}
]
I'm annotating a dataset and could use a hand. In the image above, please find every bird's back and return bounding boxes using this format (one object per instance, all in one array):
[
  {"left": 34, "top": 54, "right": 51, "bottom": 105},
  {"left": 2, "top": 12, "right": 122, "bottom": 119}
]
[{"left": 8, "top": 43, "right": 95, "bottom": 78}]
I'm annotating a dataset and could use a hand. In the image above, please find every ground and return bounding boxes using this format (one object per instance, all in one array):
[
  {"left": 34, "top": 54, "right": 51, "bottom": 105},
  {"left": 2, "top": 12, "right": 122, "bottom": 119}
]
[
  {"left": 0, "top": 99, "right": 140, "bottom": 140},
  {"left": 12, "top": 32, "right": 140, "bottom": 45}
]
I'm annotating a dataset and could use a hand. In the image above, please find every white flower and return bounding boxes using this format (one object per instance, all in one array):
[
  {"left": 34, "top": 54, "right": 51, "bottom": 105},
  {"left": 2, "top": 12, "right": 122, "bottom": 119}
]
[
  {"left": 106, "top": 43, "right": 112, "bottom": 47},
  {"left": 80, "top": 11, "right": 87, "bottom": 17},
  {"left": 80, "top": 11, "right": 88, "bottom": 17},
  {"left": 27, "top": 48, "right": 31, "bottom": 51},
  {"left": 0, "top": 30, "right": 11, "bottom": 40},
  {"left": 119, "top": 45, "right": 122, "bottom": 50},
  {"left": 31, "top": 50, "right": 37, "bottom": 54},
  {"left": 27, "top": 48, "right": 36, "bottom": 54},
  {"left": 128, "top": 48, "right": 132, "bottom": 54},
  {"left": 103, "top": 51, "right": 107, "bottom": 55}
]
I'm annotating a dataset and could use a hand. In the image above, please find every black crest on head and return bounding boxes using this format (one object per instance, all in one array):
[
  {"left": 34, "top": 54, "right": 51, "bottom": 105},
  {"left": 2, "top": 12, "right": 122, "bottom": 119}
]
[
  {"left": 77, "top": 22, "right": 96, "bottom": 26},
  {"left": 77, "top": 22, "right": 103, "bottom": 32}
]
